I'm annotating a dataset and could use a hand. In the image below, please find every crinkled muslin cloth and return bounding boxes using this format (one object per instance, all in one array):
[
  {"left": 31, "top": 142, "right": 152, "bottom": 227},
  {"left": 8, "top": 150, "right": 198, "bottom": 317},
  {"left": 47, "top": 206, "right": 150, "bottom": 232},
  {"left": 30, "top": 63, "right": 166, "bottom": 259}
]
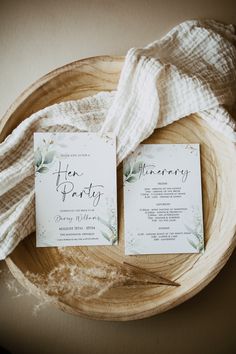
[{"left": 0, "top": 19, "right": 236, "bottom": 260}]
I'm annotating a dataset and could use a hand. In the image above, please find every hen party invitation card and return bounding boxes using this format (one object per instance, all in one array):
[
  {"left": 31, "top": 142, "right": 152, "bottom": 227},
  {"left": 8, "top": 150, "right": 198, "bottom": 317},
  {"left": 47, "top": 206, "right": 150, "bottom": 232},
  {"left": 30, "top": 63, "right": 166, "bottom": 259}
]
[{"left": 34, "top": 132, "right": 117, "bottom": 247}]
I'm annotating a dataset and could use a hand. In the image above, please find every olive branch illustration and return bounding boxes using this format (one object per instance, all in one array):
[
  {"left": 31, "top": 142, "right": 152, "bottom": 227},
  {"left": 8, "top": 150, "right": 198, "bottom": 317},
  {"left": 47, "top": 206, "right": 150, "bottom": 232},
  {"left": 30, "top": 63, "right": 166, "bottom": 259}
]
[
  {"left": 34, "top": 138, "right": 56, "bottom": 174},
  {"left": 98, "top": 215, "right": 117, "bottom": 245},
  {"left": 185, "top": 212, "right": 204, "bottom": 253},
  {"left": 123, "top": 160, "right": 143, "bottom": 183}
]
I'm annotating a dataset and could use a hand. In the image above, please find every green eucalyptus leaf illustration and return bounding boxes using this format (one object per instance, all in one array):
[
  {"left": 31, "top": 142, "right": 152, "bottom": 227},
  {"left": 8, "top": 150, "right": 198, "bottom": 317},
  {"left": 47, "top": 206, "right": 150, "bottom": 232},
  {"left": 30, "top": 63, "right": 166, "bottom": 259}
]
[
  {"left": 34, "top": 149, "right": 42, "bottom": 167},
  {"left": 111, "top": 238, "right": 117, "bottom": 245},
  {"left": 37, "top": 166, "right": 49, "bottom": 173},
  {"left": 185, "top": 212, "right": 204, "bottom": 253},
  {"left": 198, "top": 244, "right": 204, "bottom": 253},
  {"left": 124, "top": 164, "right": 132, "bottom": 178},
  {"left": 44, "top": 150, "right": 56, "bottom": 164},
  {"left": 126, "top": 175, "right": 138, "bottom": 183},
  {"left": 101, "top": 231, "right": 111, "bottom": 243},
  {"left": 99, "top": 214, "right": 117, "bottom": 245},
  {"left": 185, "top": 224, "right": 202, "bottom": 241},
  {"left": 188, "top": 238, "right": 197, "bottom": 250}
]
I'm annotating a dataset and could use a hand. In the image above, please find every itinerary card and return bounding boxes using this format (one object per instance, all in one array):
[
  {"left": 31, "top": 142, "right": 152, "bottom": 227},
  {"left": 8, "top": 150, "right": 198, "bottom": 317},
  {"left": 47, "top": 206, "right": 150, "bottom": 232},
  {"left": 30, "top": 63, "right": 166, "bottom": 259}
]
[
  {"left": 34, "top": 132, "right": 117, "bottom": 247},
  {"left": 123, "top": 144, "right": 204, "bottom": 255}
]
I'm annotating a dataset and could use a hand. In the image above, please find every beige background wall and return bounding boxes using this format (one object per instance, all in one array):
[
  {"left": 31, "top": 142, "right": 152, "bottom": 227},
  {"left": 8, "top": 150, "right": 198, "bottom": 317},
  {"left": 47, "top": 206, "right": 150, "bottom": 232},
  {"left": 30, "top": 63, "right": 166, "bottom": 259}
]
[{"left": 0, "top": 1, "right": 236, "bottom": 353}]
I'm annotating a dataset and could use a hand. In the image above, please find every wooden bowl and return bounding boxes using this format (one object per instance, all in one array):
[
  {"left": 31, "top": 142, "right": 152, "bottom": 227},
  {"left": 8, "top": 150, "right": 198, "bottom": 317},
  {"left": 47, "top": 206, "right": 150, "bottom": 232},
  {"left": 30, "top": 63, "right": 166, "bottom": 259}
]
[{"left": 1, "top": 56, "right": 236, "bottom": 321}]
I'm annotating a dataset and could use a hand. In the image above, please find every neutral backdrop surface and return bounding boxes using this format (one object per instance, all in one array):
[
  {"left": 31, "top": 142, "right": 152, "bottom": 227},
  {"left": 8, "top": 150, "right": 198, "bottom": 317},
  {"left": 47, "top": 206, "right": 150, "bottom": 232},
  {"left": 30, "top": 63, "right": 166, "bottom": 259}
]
[{"left": 0, "top": 1, "right": 236, "bottom": 354}]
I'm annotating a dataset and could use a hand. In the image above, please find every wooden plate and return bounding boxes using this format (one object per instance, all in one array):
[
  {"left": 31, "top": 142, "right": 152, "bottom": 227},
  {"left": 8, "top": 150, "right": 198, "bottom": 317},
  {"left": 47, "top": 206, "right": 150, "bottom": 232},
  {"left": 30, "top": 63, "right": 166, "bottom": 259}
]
[{"left": 1, "top": 56, "right": 236, "bottom": 321}]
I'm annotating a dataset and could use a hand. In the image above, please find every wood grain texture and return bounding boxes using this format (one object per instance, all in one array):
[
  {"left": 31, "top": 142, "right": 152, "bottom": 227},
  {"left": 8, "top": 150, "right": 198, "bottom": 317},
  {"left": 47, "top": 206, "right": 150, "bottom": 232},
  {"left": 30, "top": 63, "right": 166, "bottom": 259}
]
[{"left": 1, "top": 56, "right": 236, "bottom": 321}]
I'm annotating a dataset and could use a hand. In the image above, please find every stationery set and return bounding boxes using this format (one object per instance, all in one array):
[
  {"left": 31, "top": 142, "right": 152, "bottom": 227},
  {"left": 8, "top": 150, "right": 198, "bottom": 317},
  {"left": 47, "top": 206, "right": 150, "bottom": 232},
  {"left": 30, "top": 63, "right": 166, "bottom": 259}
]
[{"left": 34, "top": 132, "right": 204, "bottom": 254}]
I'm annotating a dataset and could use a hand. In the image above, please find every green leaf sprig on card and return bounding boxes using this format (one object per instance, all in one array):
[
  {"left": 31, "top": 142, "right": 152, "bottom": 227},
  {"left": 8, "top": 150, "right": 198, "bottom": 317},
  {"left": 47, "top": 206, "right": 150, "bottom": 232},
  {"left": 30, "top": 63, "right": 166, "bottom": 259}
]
[
  {"left": 124, "top": 160, "right": 143, "bottom": 183},
  {"left": 34, "top": 138, "right": 56, "bottom": 174},
  {"left": 98, "top": 207, "right": 117, "bottom": 245},
  {"left": 186, "top": 210, "right": 204, "bottom": 253}
]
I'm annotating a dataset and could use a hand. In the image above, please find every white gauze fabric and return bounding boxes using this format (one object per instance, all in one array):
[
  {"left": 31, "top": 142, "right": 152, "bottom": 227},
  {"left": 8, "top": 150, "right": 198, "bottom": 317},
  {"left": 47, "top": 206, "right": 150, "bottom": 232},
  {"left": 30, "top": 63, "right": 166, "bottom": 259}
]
[{"left": 0, "top": 19, "right": 236, "bottom": 259}]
